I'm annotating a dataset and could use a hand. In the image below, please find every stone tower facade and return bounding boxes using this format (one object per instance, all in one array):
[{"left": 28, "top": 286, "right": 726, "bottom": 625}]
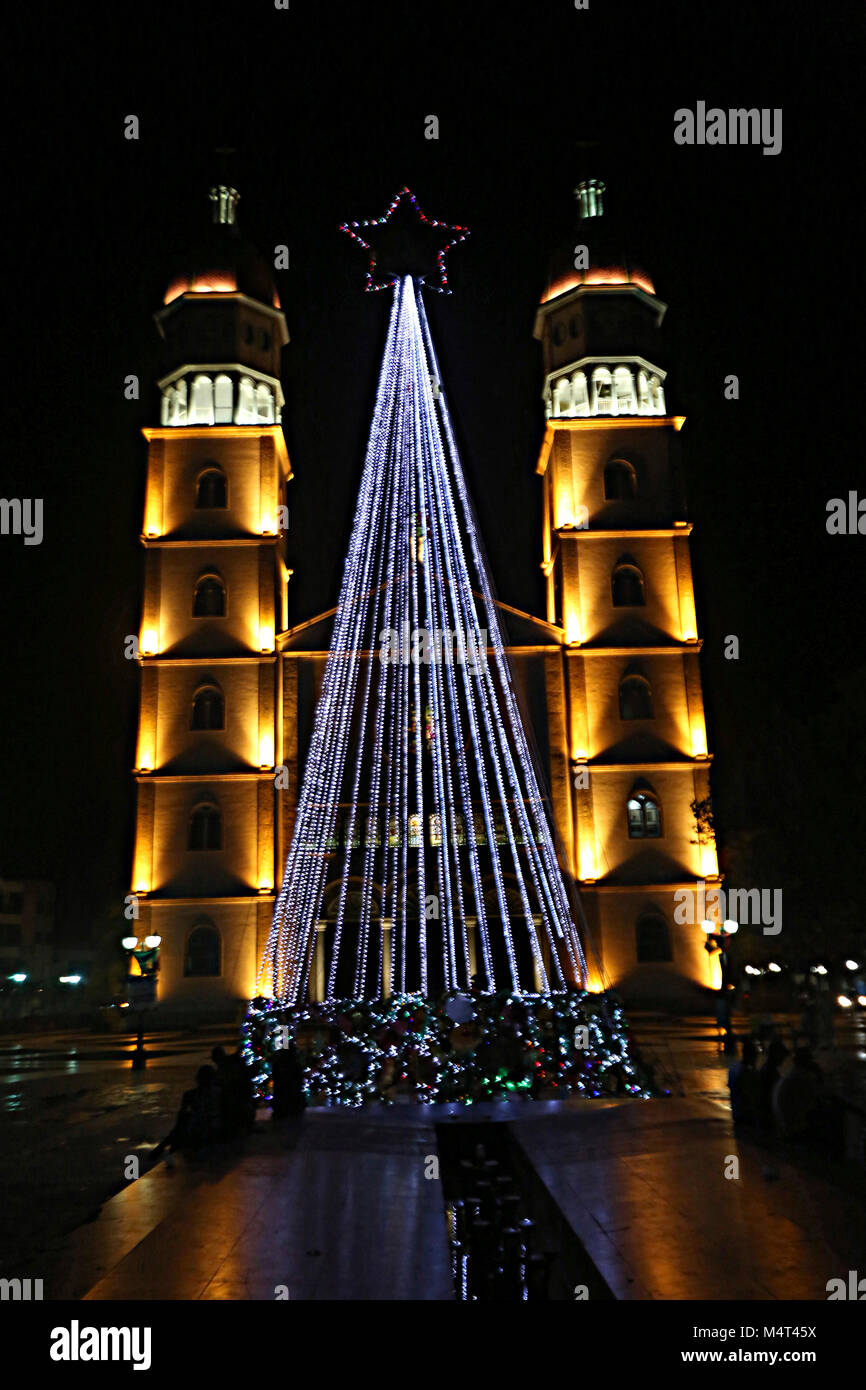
[
  {"left": 533, "top": 178, "right": 718, "bottom": 1001},
  {"left": 130, "top": 184, "right": 291, "bottom": 1016}
]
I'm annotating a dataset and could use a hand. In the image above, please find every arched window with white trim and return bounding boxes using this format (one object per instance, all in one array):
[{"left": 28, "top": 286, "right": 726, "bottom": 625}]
[
  {"left": 189, "top": 374, "right": 214, "bottom": 426},
  {"left": 256, "top": 384, "right": 274, "bottom": 423},
  {"left": 571, "top": 370, "right": 589, "bottom": 416},
  {"left": 235, "top": 376, "right": 256, "bottom": 424},
  {"left": 553, "top": 378, "right": 572, "bottom": 418},
  {"left": 170, "top": 379, "right": 187, "bottom": 426},
  {"left": 649, "top": 375, "right": 665, "bottom": 414},
  {"left": 637, "top": 370, "right": 650, "bottom": 414},
  {"left": 591, "top": 367, "right": 613, "bottom": 415},
  {"left": 214, "top": 374, "right": 233, "bottom": 424},
  {"left": 613, "top": 366, "right": 636, "bottom": 415}
]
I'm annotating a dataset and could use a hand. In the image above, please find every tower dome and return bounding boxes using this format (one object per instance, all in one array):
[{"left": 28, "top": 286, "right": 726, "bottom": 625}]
[
  {"left": 163, "top": 184, "right": 281, "bottom": 309},
  {"left": 541, "top": 179, "right": 655, "bottom": 304}
]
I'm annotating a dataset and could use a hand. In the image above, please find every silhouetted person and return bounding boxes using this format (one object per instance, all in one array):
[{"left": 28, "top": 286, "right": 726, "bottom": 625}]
[
  {"left": 212, "top": 1044, "right": 255, "bottom": 1136},
  {"left": 153, "top": 1064, "right": 221, "bottom": 1160},
  {"left": 728, "top": 1037, "right": 759, "bottom": 1125},
  {"left": 271, "top": 1041, "right": 306, "bottom": 1120},
  {"left": 757, "top": 1039, "right": 788, "bottom": 1137}
]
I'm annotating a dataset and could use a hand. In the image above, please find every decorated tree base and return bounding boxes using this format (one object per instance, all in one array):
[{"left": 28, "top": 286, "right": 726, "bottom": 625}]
[{"left": 241, "top": 988, "right": 651, "bottom": 1107}]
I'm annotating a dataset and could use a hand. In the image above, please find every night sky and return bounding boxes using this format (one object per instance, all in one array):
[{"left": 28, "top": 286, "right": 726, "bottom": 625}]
[{"left": 2, "top": 1, "right": 863, "bottom": 953}]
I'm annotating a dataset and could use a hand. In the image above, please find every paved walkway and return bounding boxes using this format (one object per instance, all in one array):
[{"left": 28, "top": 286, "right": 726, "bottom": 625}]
[
  {"left": 511, "top": 1096, "right": 866, "bottom": 1300},
  {"left": 48, "top": 1109, "right": 452, "bottom": 1301},
  {"left": 33, "top": 1013, "right": 866, "bottom": 1301}
]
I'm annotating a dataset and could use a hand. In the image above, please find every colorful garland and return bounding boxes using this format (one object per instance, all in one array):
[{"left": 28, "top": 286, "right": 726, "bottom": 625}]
[{"left": 242, "top": 988, "right": 649, "bottom": 1107}]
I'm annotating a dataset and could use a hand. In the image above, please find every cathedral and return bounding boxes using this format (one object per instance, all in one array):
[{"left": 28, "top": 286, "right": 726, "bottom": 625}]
[{"left": 130, "top": 178, "right": 718, "bottom": 1016}]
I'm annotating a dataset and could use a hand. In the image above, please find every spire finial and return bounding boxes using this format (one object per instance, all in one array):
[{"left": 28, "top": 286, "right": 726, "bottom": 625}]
[
  {"left": 574, "top": 177, "right": 605, "bottom": 219},
  {"left": 210, "top": 146, "right": 239, "bottom": 225},
  {"left": 209, "top": 183, "right": 239, "bottom": 226}
]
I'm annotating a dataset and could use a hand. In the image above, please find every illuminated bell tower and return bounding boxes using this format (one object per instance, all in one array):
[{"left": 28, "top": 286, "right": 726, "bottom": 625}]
[
  {"left": 534, "top": 178, "right": 718, "bottom": 1001},
  {"left": 131, "top": 183, "right": 292, "bottom": 1014}
]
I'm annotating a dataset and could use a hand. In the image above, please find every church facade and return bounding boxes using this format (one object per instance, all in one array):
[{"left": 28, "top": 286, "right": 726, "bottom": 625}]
[{"left": 129, "top": 180, "right": 718, "bottom": 1016}]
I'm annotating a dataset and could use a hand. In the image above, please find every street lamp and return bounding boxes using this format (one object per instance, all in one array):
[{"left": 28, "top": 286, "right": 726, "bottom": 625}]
[
  {"left": 121, "top": 934, "right": 161, "bottom": 1069},
  {"left": 701, "top": 919, "right": 738, "bottom": 1051}
]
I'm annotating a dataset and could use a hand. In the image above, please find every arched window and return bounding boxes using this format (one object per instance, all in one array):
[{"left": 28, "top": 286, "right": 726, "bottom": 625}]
[
  {"left": 190, "top": 683, "right": 225, "bottom": 730},
  {"left": 189, "top": 374, "right": 214, "bottom": 426},
  {"left": 591, "top": 367, "right": 613, "bottom": 415},
  {"left": 408, "top": 813, "right": 423, "bottom": 848},
  {"left": 185, "top": 921, "right": 222, "bottom": 976},
  {"left": 604, "top": 459, "right": 637, "bottom": 501},
  {"left": 627, "top": 792, "right": 662, "bottom": 839},
  {"left": 649, "top": 375, "right": 665, "bottom": 414},
  {"left": 193, "top": 573, "right": 226, "bottom": 617},
  {"left": 214, "top": 374, "right": 233, "bottom": 424},
  {"left": 255, "top": 384, "right": 274, "bottom": 423},
  {"left": 160, "top": 389, "right": 172, "bottom": 425},
  {"left": 170, "top": 380, "right": 187, "bottom": 426},
  {"left": 188, "top": 801, "right": 222, "bottom": 850},
  {"left": 195, "top": 467, "right": 227, "bottom": 509},
  {"left": 636, "top": 913, "right": 672, "bottom": 962},
  {"left": 619, "top": 671, "right": 654, "bottom": 720},
  {"left": 553, "top": 378, "right": 572, "bottom": 417},
  {"left": 429, "top": 813, "right": 442, "bottom": 848},
  {"left": 612, "top": 560, "right": 645, "bottom": 607},
  {"left": 613, "top": 366, "right": 636, "bottom": 415},
  {"left": 637, "top": 370, "right": 650, "bottom": 414},
  {"left": 571, "top": 370, "right": 589, "bottom": 416},
  {"left": 235, "top": 376, "right": 256, "bottom": 424}
]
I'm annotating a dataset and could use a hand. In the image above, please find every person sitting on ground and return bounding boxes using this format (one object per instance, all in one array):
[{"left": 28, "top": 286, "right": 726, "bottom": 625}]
[
  {"left": 152, "top": 1064, "right": 222, "bottom": 1160},
  {"left": 728, "top": 1037, "right": 760, "bottom": 1125},
  {"left": 212, "top": 1044, "right": 256, "bottom": 1136}
]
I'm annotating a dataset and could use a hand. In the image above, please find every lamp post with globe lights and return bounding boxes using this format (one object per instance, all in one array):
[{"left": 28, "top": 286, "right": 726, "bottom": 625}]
[
  {"left": 122, "top": 934, "right": 161, "bottom": 1069},
  {"left": 701, "top": 919, "right": 738, "bottom": 1051}
]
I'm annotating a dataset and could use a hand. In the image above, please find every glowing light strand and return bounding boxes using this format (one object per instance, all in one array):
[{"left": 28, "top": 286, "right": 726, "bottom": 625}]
[{"left": 258, "top": 274, "right": 591, "bottom": 1007}]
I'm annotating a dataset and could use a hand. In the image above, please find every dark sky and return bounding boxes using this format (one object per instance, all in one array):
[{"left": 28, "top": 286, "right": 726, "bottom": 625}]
[{"left": 2, "top": 0, "right": 863, "bottom": 941}]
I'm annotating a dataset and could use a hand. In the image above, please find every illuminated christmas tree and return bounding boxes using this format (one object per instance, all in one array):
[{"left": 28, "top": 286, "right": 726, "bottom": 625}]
[{"left": 244, "top": 190, "right": 641, "bottom": 1104}]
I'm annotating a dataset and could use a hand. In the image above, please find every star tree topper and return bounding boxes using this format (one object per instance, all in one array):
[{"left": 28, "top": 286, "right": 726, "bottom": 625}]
[{"left": 339, "top": 186, "right": 470, "bottom": 293}]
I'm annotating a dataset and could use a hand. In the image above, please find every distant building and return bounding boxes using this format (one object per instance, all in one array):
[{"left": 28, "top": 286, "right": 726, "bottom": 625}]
[{"left": 0, "top": 878, "right": 54, "bottom": 984}]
